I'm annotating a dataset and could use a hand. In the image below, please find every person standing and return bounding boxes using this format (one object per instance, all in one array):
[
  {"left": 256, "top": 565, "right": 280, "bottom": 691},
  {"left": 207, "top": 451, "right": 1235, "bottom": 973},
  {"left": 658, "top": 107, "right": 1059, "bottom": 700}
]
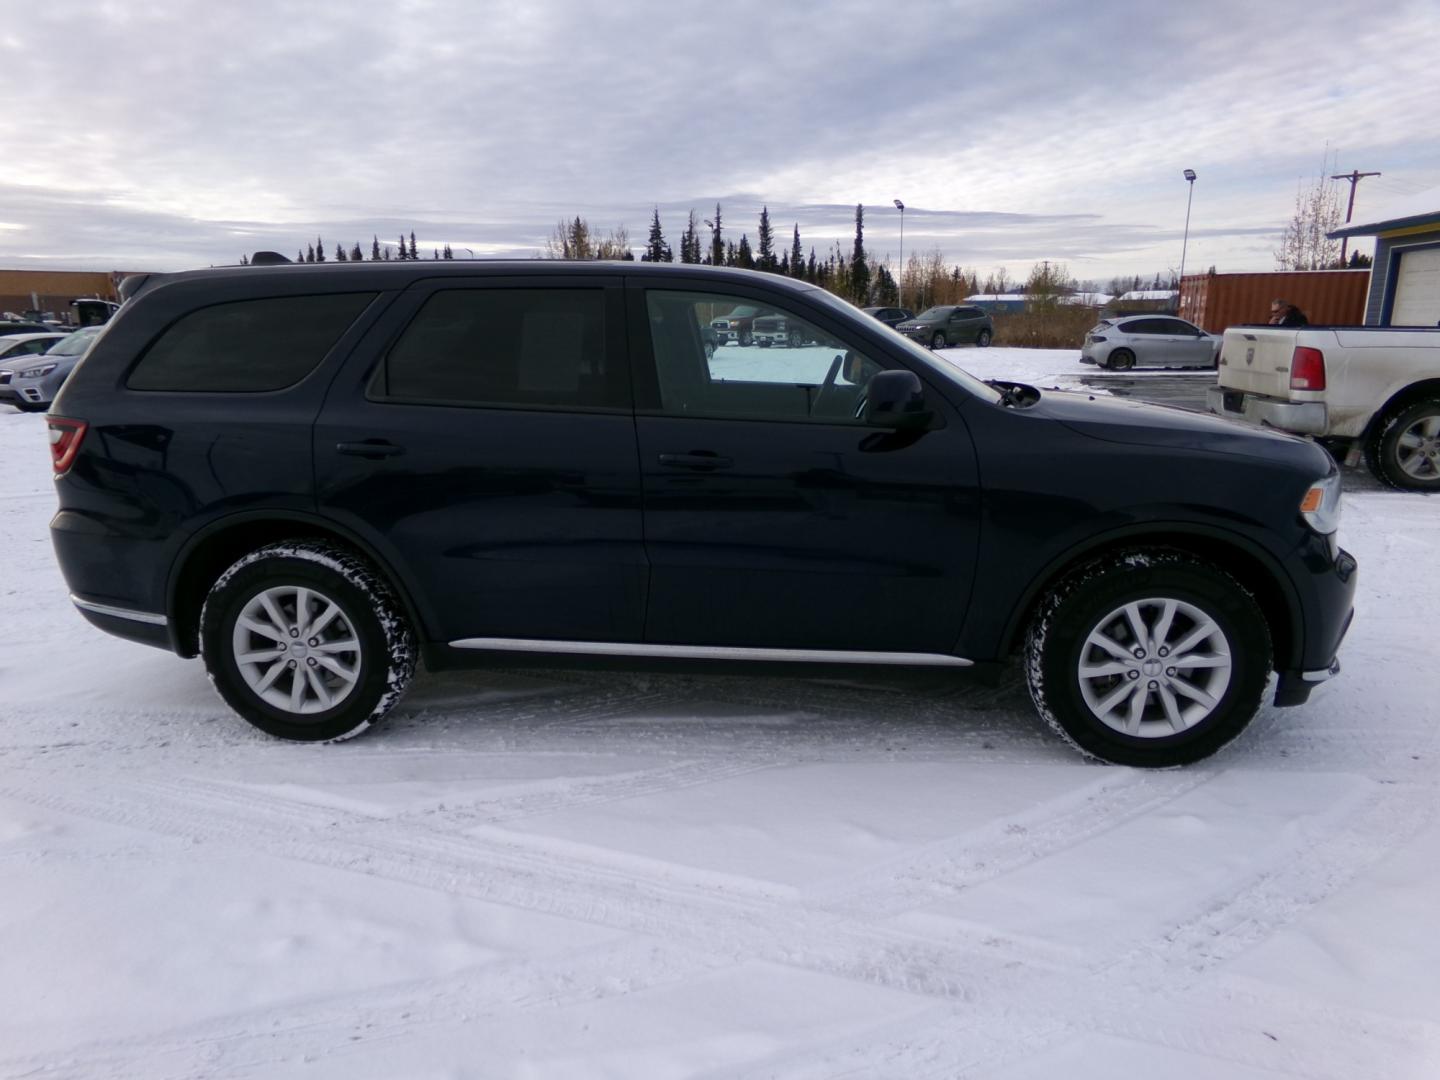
[{"left": 1269, "top": 299, "right": 1308, "bottom": 326}]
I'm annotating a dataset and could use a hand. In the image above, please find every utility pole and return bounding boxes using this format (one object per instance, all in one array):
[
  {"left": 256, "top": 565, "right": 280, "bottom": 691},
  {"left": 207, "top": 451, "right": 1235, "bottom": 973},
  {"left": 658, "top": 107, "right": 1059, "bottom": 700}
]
[{"left": 1330, "top": 169, "right": 1381, "bottom": 266}]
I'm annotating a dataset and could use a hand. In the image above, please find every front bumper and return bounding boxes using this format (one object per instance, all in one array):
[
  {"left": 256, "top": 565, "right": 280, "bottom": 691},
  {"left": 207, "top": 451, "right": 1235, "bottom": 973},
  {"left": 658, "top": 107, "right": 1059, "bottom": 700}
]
[
  {"left": 1206, "top": 385, "right": 1328, "bottom": 435},
  {"left": 1272, "top": 546, "right": 1357, "bottom": 707}
]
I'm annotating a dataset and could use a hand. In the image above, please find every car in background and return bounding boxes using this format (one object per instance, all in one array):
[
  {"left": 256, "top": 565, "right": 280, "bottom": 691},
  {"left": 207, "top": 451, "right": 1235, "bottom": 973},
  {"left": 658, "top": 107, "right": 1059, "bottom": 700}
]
[
  {"left": 0, "top": 332, "right": 67, "bottom": 362},
  {"left": 709, "top": 303, "right": 763, "bottom": 345},
  {"left": 895, "top": 305, "right": 994, "bottom": 349},
  {"left": 1, "top": 325, "right": 102, "bottom": 411},
  {"left": 862, "top": 306, "right": 914, "bottom": 329},
  {"left": 751, "top": 313, "right": 815, "bottom": 347},
  {"left": 1080, "top": 315, "right": 1220, "bottom": 370},
  {"left": 0, "top": 320, "right": 53, "bottom": 338}
]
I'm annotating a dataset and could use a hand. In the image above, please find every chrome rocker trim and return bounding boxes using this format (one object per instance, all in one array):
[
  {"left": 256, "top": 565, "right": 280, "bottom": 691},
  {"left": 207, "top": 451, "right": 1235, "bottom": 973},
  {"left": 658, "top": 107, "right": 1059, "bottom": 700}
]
[
  {"left": 449, "top": 637, "right": 973, "bottom": 667},
  {"left": 70, "top": 595, "right": 169, "bottom": 627}
]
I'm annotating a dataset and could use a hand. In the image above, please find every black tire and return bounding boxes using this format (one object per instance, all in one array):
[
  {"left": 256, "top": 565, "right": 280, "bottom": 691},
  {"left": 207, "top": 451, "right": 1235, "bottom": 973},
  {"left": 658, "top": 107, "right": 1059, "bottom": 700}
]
[
  {"left": 739, "top": 330, "right": 753, "bottom": 347},
  {"left": 1108, "top": 348, "right": 1135, "bottom": 371},
  {"left": 976, "top": 328, "right": 993, "bottom": 347},
  {"left": 1024, "top": 550, "right": 1270, "bottom": 767},
  {"left": 1364, "top": 398, "right": 1440, "bottom": 492},
  {"left": 200, "top": 540, "right": 417, "bottom": 742},
  {"left": 930, "top": 331, "right": 947, "bottom": 349}
]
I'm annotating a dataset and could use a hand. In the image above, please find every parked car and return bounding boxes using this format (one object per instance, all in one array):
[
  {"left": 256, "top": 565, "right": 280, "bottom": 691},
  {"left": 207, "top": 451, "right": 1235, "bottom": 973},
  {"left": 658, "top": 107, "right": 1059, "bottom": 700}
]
[
  {"left": 862, "top": 306, "right": 914, "bottom": 329},
  {"left": 0, "top": 320, "right": 53, "bottom": 338},
  {"left": 895, "top": 305, "right": 994, "bottom": 348},
  {"left": 709, "top": 303, "right": 762, "bottom": 345},
  {"left": 750, "top": 313, "right": 815, "bottom": 347},
  {"left": 1080, "top": 315, "right": 1220, "bottom": 370},
  {"left": 0, "top": 332, "right": 66, "bottom": 362},
  {"left": 48, "top": 260, "right": 1354, "bottom": 767},
  {"left": 2, "top": 325, "right": 102, "bottom": 411},
  {"left": 1207, "top": 324, "right": 1440, "bottom": 491}
]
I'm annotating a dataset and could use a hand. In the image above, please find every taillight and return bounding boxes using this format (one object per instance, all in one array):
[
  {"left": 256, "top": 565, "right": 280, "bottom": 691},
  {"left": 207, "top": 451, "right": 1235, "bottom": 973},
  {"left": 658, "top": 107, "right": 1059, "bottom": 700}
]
[
  {"left": 48, "top": 416, "right": 88, "bottom": 475},
  {"left": 1290, "top": 347, "right": 1326, "bottom": 391}
]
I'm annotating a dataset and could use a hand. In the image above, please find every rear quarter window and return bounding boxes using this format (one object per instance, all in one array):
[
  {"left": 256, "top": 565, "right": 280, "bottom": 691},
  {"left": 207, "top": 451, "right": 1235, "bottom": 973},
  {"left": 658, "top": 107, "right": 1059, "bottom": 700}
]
[{"left": 127, "top": 293, "right": 375, "bottom": 392}]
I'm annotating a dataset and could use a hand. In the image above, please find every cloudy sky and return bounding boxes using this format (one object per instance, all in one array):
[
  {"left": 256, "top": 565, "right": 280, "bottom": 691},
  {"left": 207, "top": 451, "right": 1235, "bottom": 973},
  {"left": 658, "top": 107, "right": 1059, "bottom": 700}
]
[{"left": 3, "top": 0, "right": 1438, "bottom": 284}]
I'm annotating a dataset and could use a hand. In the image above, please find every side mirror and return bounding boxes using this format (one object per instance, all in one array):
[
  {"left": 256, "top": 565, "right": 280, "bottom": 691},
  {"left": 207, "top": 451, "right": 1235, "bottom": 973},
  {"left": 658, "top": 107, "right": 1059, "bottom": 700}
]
[{"left": 863, "top": 370, "right": 932, "bottom": 430}]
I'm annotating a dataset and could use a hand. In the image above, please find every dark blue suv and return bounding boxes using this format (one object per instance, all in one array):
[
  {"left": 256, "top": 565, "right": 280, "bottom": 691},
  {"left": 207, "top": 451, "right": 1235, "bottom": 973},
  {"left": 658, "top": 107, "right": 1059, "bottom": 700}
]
[{"left": 48, "top": 260, "right": 1355, "bottom": 766}]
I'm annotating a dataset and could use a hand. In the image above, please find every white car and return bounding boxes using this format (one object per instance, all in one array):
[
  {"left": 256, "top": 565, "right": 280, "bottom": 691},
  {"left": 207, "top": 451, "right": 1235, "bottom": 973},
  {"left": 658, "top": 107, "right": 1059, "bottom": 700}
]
[{"left": 1080, "top": 315, "right": 1220, "bottom": 370}]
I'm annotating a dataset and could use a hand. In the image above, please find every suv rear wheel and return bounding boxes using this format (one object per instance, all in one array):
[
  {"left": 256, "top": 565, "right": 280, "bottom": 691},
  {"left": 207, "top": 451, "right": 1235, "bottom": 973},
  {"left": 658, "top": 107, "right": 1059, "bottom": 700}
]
[
  {"left": 1025, "top": 551, "right": 1270, "bottom": 766},
  {"left": 199, "top": 540, "right": 417, "bottom": 741}
]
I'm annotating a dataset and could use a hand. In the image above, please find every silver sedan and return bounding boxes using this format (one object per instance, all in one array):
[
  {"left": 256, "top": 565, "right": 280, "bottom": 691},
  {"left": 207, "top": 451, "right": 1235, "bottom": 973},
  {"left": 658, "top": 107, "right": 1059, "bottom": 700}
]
[{"left": 1079, "top": 315, "right": 1220, "bottom": 370}]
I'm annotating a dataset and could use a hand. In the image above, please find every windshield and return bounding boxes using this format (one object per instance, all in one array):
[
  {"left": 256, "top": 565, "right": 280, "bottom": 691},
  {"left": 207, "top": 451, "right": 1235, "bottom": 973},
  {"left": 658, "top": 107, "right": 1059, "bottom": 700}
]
[
  {"left": 915, "top": 307, "right": 952, "bottom": 320},
  {"left": 46, "top": 327, "right": 102, "bottom": 357},
  {"left": 806, "top": 290, "right": 1002, "bottom": 405}
]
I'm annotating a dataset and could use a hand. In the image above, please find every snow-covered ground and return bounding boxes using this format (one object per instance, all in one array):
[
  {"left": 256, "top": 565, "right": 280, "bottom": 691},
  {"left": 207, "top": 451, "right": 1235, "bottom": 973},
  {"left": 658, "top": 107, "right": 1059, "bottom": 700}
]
[{"left": 2, "top": 351, "right": 1437, "bottom": 1079}]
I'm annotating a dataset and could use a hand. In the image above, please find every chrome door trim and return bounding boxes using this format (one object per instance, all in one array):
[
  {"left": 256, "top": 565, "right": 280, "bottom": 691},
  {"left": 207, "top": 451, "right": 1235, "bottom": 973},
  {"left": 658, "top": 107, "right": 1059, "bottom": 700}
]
[{"left": 449, "top": 637, "right": 973, "bottom": 667}]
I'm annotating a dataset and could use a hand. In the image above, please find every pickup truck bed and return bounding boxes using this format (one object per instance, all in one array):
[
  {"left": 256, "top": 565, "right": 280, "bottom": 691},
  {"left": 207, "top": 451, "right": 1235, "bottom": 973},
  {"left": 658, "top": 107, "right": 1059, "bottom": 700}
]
[{"left": 1207, "top": 325, "right": 1440, "bottom": 491}]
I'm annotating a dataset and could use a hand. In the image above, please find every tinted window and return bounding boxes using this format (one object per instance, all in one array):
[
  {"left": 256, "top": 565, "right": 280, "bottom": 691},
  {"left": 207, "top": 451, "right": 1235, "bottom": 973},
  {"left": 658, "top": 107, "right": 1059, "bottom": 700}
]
[
  {"left": 129, "top": 293, "right": 373, "bottom": 392},
  {"left": 1156, "top": 318, "right": 1199, "bottom": 335},
  {"left": 376, "top": 288, "right": 621, "bottom": 410},
  {"left": 646, "top": 290, "right": 884, "bottom": 424},
  {"left": 1120, "top": 318, "right": 1163, "bottom": 335}
]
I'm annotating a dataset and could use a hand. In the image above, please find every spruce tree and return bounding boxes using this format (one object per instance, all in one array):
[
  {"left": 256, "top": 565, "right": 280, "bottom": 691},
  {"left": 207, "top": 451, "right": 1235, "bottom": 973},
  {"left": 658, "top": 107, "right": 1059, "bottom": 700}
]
[
  {"left": 736, "top": 234, "right": 755, "bottom": 270},
  {"left": 371, "top": 236, "right": 382, "bottom": 261},
  {"left": 791, "top": 226, "right": 804, "bottom": 279},
  {"left": 409, "top": 231, "right": 419, "bottom": 261},
  {"left": 305, "top": 243, "right": 315, "bottom": 263},
  {"left": 351, "top": 242, "right": 363, "bottom": 261},
  {"left": 443, "top": 243, "right": 454, "bottom": 259},
  {"left": 397, "top": 234, "right": 407, "bottom": 260},
  {"left": 314, "top": 237, "right": 325, "bottom": 262},
  {"left": 709, "top": 204, "right": 723, "bottom": 266},
  {"left": 335, "top": 244, "right": 347, "bottom": 262},
  {"left": 644, "top": 207, "right": 672, "bottom": 262},
  {"left": 680, "top": 210, "right": 701, "bottom": 264},
  {"left": 298, "top": 249, "right": 305, "bottom": 263},
  {"left": 756, "top": 207, "right": 775, "bottom": 271},
  {"left": 850, "top": 205, "right": 870, "bottom": 304}
]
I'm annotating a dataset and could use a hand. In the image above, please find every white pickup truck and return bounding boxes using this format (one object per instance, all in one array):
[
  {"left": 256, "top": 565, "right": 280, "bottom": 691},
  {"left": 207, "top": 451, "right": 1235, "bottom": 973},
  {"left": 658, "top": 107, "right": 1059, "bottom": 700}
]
[{"left": 1206, "top": 325, "right": 1440, "bottom": 491}]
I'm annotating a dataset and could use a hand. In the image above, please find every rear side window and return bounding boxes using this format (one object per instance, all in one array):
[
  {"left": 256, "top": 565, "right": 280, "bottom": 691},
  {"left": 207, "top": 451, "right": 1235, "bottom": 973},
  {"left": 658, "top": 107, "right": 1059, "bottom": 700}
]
[
  {"left": 128, "top": 293, "right": 375, "bottom": 392},
  {"left": 373, "top": 288, "right": 622, "bottom": 410}
]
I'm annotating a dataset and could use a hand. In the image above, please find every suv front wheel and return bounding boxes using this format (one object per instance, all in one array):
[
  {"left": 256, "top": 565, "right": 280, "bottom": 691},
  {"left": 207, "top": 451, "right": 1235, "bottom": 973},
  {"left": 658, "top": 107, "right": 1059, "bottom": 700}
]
[
  {"left": 199, "top": 540, "right": 417, "bottom": 741},
  {"left": 1024, "top": 551, "right": 1270, "bottom": 766}
]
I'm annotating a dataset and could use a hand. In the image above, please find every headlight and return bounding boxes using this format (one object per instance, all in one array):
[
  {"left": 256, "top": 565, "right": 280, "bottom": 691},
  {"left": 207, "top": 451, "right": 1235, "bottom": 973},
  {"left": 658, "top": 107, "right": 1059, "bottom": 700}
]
[
  {"left": 19, "top": 363, "right": 57, "bottom": 377},
  {"left": 1299, "top": 472, "right": 1342, "bottom": 534}
]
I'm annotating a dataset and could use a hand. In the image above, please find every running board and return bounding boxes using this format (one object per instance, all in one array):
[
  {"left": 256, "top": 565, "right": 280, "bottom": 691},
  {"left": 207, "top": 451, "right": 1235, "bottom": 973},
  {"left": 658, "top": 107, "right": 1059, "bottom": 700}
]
[{"left": 448, "top": 637, "right": 973, "bottom": 667}]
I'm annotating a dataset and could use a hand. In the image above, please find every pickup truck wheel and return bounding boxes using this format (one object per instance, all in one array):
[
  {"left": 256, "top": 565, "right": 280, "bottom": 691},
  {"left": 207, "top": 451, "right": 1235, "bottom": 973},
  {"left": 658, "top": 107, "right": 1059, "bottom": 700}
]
[
  {"left": 1025, "top": 550, "right": 1270, "bottom": 766},
  {"left": 1366, "top": 398, "right": 1440, "bottom": 491},
  {"left": 1108, "top": 348, "right": 1135, "bottom": 371},
  {"left": 200, "top": 540, "right": 417, "bottom": 742}
]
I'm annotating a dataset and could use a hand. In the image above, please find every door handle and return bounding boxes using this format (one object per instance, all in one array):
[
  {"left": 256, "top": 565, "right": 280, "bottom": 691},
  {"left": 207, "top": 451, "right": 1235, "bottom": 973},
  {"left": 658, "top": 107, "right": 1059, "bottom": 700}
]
[
  {"left": 658, "top": 451, "right": 733, "bottom": 471},
  {"left": 336, "top": 440, "right": 405, "bottom": 459}
]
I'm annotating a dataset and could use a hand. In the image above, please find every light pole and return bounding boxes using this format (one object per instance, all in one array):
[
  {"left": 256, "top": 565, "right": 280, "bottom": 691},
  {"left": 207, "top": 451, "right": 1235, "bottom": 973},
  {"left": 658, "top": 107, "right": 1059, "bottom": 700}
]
[
  {"left": 893, "top": 199, "right": 905, "bottom": 309},
  {"left": 463, "top": 247, "right": 475, "bottom": 260},
  {"left": 1178, "top": 169, "right": 1196, "bottom": 316}
]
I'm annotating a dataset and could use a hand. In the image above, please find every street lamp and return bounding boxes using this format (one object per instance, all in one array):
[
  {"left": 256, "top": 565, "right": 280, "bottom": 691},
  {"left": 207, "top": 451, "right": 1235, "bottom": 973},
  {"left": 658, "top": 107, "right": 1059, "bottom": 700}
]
[
  {"left": 893, "top": 199, "right": 905, "bottom": 309},
  {"left": 463, "top": 247, "right": 475, "bottom": 260},
  {"left": 1178, "top": 169, "right": 1197, "bottom": 316}
]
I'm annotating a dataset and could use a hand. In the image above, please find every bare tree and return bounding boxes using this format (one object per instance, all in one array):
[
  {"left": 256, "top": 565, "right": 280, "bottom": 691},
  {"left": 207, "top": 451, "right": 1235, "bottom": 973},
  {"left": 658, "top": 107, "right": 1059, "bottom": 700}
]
[{"left": 1275, "top": 172, "right": 1343, "bottom": 270}]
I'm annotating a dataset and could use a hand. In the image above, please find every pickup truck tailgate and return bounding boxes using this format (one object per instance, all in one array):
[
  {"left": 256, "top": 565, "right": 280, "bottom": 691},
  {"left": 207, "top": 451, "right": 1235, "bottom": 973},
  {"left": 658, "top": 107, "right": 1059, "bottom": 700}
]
[{"left": 1218, "top": 327, "right": 1313, "bottom": 395}]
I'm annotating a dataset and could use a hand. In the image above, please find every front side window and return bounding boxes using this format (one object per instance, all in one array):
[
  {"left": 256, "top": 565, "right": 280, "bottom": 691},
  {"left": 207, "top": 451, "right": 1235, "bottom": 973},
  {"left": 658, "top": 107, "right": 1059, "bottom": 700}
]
[
  {"left": 645, "top": 291, "right": 884, "bottom": 423},
  {"left": 129, "top": 294, "right": 373, "bottom": 392},
  {"left": 374, "top": 288, "right": 622, "bottom": 410}
]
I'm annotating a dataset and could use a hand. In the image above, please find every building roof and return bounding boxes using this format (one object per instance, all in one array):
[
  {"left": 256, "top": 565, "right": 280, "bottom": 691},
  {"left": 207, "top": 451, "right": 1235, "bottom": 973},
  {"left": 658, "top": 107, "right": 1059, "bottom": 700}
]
[{"left": 1329, "top": 185, "right": 1440, "bottom": 238}]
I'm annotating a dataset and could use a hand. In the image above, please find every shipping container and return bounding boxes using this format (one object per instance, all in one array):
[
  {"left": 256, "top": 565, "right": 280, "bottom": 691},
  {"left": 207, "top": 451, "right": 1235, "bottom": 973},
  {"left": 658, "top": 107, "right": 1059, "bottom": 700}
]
[{"left": 1178, "top": 270, "right": 1368, "bottom": 333}]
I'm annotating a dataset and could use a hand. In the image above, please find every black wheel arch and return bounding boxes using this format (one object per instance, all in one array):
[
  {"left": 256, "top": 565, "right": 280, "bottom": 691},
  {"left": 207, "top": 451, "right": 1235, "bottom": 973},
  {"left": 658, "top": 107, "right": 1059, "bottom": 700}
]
[
  {"left": 992, "top": 523, "right": 1304, "bottom": 673},
  {"left": 166, "top": 510, "right": 431, "bottom": 659}
]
